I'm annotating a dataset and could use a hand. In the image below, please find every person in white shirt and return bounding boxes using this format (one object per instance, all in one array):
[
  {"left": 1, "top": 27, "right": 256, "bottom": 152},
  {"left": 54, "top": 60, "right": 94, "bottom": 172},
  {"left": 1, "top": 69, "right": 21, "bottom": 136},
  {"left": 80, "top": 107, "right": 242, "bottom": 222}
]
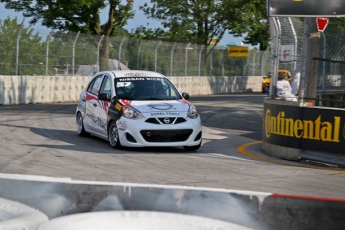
[
  {"left": 276, "top": 72, "right": 297, "bottom": 102},
  {"left": 291, "top": 72, "right": 300, "bottom": 95}
]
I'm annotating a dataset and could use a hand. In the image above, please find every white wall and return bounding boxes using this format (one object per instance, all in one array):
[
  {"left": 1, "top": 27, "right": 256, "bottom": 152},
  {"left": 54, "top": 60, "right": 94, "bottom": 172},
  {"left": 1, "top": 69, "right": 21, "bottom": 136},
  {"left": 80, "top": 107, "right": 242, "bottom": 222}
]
[{"left": 0, "top": 75, "right": 263, "bottom": 105}]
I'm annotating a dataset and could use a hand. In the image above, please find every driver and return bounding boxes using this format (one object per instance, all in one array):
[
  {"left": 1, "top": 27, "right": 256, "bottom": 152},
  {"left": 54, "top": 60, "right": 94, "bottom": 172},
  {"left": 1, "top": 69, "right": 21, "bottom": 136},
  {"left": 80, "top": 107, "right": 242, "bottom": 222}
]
[{"left": 135, "top": 80, "right": 155, "bottom": 98}]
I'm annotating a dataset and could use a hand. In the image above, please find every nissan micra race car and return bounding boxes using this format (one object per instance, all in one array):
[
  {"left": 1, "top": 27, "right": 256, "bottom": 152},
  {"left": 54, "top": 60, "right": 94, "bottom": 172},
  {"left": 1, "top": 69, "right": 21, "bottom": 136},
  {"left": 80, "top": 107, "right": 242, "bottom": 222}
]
[{"left": 76, "top": 70, "right": 202, "bottom": 151}]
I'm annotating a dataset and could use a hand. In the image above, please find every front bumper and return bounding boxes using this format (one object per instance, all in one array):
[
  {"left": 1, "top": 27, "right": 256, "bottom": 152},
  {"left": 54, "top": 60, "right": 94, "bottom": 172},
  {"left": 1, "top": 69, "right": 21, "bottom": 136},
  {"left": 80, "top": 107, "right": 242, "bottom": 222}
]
[{"left": 116, "top": 116, "right": 202, "bottom": 147}]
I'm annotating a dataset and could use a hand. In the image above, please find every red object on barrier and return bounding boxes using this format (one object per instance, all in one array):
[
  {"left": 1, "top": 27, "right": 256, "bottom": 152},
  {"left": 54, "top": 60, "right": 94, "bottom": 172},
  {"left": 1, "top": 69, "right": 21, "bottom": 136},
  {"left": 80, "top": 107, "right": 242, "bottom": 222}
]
[{"left": 316, "top": 17, "right": 329, "bottom": 32}]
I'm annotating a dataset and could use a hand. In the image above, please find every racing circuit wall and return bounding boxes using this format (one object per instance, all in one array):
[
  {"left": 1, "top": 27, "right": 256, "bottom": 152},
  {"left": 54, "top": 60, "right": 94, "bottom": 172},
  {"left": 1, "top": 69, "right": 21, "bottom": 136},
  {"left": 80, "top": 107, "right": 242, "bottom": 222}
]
[
  {"left": 262, "top": 98, "right": 345, "bottom": 158},
  {"left": 1, "top": 174, "right": 345, "bottom": 230},
  {"left": 0, "top": 75, "right": 263, "bottom": 105}
]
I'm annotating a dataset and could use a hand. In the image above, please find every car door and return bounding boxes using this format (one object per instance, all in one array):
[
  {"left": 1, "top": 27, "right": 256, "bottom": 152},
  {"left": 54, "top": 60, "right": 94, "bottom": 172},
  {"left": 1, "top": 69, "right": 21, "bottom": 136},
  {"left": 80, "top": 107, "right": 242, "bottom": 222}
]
[
  {"left": 83, "top": 74, "right": 104, "bottom": 134},
  {"left": 93, "top": 75, "right": 112, "bottom": 138}
]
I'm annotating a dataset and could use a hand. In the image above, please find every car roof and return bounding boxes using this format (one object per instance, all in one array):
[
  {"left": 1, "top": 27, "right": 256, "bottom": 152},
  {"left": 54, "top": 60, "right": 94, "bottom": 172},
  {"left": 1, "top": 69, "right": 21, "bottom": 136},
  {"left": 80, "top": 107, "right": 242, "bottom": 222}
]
[{"left": 108, "top": 70, "right": 165, "bottom": 79}]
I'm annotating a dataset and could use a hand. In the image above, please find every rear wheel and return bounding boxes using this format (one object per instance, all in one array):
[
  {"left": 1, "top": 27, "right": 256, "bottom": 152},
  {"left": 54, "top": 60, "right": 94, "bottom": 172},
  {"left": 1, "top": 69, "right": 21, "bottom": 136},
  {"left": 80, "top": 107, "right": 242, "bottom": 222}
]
[
  {"left": 76, "top": 112, "right": 89, "bottom": 137},
  {"left": 108, "top": 121, "right": 121, "bottom": 149},
  {"left": 183, "top": 141, "right": 201, "bottom": 151}
]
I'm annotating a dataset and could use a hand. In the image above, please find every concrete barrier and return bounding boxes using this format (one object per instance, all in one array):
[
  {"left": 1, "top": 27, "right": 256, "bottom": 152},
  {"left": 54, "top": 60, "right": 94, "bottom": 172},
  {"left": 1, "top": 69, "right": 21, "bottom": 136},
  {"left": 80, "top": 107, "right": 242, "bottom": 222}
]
[
  {"left": 1, "top": 174, "right": 345, "bottom": 229},
  {"left": 0, "top": 75, "right": 264, "bottom": 105},
  {"left": 262, "top": 98, "right": 345, "bottom": 160}
]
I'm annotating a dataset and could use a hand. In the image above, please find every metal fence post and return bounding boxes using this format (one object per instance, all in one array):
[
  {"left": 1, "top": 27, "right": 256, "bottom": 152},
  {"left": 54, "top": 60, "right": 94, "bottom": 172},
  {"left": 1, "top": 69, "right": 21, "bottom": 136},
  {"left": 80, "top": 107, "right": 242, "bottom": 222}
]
[
  {"left": 137, "top": 40, "right": 142, "bottom": 70},
  {"left": 298, "top": 18, "right": 310, "bottom": 102},
  {"left": 118, "top": 37, "right": 126, "bottom": 70},
  {"left": 97, "top": 35, "right": 104, "bottom": 72},
  {"left": 72, "top": 31, "right": 80, "bottom": 76},
  {"left": 185, "top": 43, "right": 190, "bottom": 76},
  {"left": 221, "top": 50, "right": 225, "bottom": 76},
  {"left": 170, "top": 42, "right": 177, "bottom": 76},
  {"left": 321, "top": 32, "right": 326, "bottom": 93},
  {"left": 45, "top": 32, "right": 52, "bottom": 75},
  {"left": 154, "top": 41, "right": 162, "bottom": 72},
  {"left": 198, "top": 45, "right": 204, "bottom": 76},
  {"left": 252, "top": 50, "right": 257, "bottom": 76},
  {"left": 270, "top": 17, "right": 281, "bottom": 98},
  {"left": 288, "top": 17, "right": 297, "bottom": 74},
  {"left": 16, "top": 23, "right": 24, "bottom": 76},
  {"left": 210, "top": 47, "right": 213, "bottom": 76}
]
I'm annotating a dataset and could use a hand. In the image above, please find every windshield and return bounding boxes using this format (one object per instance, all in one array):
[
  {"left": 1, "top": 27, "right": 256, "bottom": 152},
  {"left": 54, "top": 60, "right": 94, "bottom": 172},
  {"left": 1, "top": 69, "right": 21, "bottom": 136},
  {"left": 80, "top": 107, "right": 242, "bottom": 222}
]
[{"left": 115, "top": 77, "right": 182, "bottom": 100}]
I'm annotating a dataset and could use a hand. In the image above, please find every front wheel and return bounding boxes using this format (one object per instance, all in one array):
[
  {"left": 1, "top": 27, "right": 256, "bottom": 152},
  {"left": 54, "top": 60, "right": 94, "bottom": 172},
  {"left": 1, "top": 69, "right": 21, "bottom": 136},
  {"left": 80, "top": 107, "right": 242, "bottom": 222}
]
[
  {"left": 108, "top": 121, "right": 121, "bottom": 149},
  {"left": 183, "top": 141, "right": 201, "bottom": 151}
]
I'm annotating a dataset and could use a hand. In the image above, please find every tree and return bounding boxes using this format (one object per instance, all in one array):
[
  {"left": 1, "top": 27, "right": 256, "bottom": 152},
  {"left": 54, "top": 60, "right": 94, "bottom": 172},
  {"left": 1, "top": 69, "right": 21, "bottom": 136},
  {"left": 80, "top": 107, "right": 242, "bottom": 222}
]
[
  {"left": 141, "top": 1, "right": 249, "bottom": 45},
  {"left": 0, "top": 17, "right": 46, "bottom": 75},
  {"left": 229, "top": 0, "right": 269, "bottom": 51},
  {"left": 0, "top": 0, "right": 134, "bottom": 71},
  {"left": 139, "top": 0, "right": 248, "bottom": 74}
]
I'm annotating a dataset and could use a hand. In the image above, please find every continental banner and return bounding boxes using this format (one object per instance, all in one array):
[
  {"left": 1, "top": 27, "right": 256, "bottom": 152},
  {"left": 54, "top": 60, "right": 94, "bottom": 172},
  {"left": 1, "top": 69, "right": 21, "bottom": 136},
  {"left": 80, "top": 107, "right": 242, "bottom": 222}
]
[
  {"left": 300, "top": 107, "right": 344, "bottom": 153},
  {"left": 263, "top": 103, "right": 345, "bottom": 154},
  {"left": 228, "top": 46, "right": 249, "bottom": 57},
  {"left": 263, "top": 103, "right": 301, "bottom": 149}
]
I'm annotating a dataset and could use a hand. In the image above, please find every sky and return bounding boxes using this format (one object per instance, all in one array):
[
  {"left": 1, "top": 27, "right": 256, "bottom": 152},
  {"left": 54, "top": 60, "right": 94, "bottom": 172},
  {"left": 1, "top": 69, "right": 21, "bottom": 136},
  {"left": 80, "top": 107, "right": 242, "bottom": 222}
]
[{"left": 0, "top": 1, "right": 244, "bottom": 46}]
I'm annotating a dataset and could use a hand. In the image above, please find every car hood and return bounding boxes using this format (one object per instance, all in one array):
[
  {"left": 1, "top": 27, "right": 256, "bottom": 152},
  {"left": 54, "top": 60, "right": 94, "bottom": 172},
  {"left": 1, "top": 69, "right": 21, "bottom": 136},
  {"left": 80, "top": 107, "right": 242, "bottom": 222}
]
[{"left": 120, "top": 99, "right": 191, "bottom": 117}]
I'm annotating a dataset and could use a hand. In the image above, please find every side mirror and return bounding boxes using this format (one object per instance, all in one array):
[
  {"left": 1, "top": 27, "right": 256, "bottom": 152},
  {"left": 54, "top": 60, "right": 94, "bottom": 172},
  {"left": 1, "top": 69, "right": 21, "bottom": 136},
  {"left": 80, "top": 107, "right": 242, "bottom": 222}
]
[
  {"left": 98, "top": 93, "right": 111, "bottom": 101},
  {"left": 182, "top": 92, "right": 189, "bottom": 100}
]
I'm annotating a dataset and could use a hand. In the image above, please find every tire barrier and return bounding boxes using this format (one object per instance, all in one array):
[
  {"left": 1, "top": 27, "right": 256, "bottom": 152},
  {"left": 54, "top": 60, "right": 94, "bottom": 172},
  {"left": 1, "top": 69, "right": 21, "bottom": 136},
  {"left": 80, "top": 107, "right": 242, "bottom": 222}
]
[
  {"left": 37, "top": 211, "right": 251, "bottom": 230},
  {"left": 0, "top": 197, "right": 48, "bottom": 230},
  {"left": 1, "top": 174, "right": 345, "bottom": 229}
]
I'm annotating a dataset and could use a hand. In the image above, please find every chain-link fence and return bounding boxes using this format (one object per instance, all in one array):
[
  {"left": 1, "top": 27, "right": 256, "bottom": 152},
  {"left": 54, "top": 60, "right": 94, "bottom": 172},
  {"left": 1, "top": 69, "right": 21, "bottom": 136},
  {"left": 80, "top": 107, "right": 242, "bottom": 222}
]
[
  {"left": 0, "top": 24, "right": 270, "bottom": 77},
  {"left": 269, "top": 17, "right": 345, "bottom": 98}
]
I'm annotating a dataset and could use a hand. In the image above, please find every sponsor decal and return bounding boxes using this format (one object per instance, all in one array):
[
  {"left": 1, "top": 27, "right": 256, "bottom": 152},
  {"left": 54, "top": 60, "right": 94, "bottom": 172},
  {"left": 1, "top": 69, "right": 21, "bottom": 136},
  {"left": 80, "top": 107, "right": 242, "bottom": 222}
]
[
  {"left": 85, "top": 92, "right": 109, "bottom": 131},
  {"left": 179, "top": 99, "right": 191, "bottom": 106},
  {"left": 119, "top": 77, "right": 145, "bottom": 81},
  {"left": 123, "top": 72, "right": 152, "bottom": 77},
  {"left": 116, "top": 103, "right": 122, "bottom": 111},
  {"left": 151, "top": 112, "right": 179, "bottom": 116},
  {"left": 120, "top": 99, "right": 131, "bottom": 106},
  {"left": 118, "top": 120, "right": 127, "bottom": 131},
  {"left": 147, "top": 103, "right": 174, "bottom": 110},
  {"left": 264, "top": 109, "right": 341, "bottom": 142},
  {"left": 86, "top": 106, "right": 107, "bottom": 131}
]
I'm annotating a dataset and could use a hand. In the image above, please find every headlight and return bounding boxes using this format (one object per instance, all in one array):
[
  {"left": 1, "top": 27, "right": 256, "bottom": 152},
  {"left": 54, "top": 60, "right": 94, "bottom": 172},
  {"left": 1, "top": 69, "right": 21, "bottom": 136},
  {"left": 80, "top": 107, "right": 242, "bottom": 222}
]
[
  {"left": 122, "top": 105, "right": 144, "bottom": 119},
  {"left": 187, "top": 105, "right": 198, "bottom": 119}
]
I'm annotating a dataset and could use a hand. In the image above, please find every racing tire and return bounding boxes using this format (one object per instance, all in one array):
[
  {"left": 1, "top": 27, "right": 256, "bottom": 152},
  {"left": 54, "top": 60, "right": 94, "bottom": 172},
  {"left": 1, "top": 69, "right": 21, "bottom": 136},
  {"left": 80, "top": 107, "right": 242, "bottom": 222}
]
[
  {"left": 37, "top": 211, "right": 250, "bottom": 230},
  {"left": 108, "top": 121, "right": 122, "bottom": 149},
  {"left": 76, "top": 112, "right": 89, "bottom": 137},
  {"left": 183, "top": 141, "right": 201, "bottom": 151},
  {"left": 0, "top": 197, "right": 49, "bottom": 229}
]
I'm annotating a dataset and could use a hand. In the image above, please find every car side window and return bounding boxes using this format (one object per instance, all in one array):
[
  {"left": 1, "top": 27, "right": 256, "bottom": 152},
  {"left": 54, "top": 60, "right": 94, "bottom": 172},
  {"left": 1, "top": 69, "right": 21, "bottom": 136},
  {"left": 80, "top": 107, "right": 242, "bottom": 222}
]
[
  {"left": 100, "top": 76, "right": 112, "bottom": 96},
  {"left": 87, "top": 75, "right": 104, "bottom": 95}
]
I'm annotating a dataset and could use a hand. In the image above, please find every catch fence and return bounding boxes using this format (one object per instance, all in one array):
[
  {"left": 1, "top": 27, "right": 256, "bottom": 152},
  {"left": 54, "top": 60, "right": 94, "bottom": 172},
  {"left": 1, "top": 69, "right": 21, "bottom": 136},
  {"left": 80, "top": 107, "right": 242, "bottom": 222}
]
[
  {"left": 0, "top": 25, "right": 270, "bottom": 77},
  {"left": 269, "top": 17, "right": 345, "bottom": 96}
]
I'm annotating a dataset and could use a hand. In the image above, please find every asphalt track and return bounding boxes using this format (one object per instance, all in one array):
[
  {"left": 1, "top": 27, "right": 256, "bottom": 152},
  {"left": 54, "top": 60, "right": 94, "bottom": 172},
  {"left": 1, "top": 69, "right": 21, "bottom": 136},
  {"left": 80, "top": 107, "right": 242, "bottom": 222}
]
[{"left": 1, "top": 93, "right": 345, "bottom": 199}]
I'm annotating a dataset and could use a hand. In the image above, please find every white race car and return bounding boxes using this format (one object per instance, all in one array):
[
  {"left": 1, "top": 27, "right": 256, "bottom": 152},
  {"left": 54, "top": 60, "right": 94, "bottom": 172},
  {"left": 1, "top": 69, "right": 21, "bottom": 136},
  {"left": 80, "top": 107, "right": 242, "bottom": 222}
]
[{"left": 76, "top": 70, "right": 202, "bottom": 151}]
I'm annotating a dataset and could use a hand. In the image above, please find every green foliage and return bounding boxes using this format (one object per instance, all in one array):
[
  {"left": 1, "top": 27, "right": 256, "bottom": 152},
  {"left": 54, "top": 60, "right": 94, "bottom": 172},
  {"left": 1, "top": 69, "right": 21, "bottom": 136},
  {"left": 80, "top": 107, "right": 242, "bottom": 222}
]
[
  {"left": 0, "top": 0, "right": 135, "bottom": 70},
  {"left": 0, "top": 17, "right": 46, "bottom": 75},
  {"left": 136, "top": 0, "right": 269, "bottom": 53},
  {"left": 0, "top": 0, "right": 134, "bottom": 36},
  {"left": 229, "top": 0, "right": 269, "bottom": 50},
  {"left": 327, "top": 18, "right": 345, "bottom": 30},
  {"left": 138, "top": 0, "right": 246, "bottom": 46}
]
